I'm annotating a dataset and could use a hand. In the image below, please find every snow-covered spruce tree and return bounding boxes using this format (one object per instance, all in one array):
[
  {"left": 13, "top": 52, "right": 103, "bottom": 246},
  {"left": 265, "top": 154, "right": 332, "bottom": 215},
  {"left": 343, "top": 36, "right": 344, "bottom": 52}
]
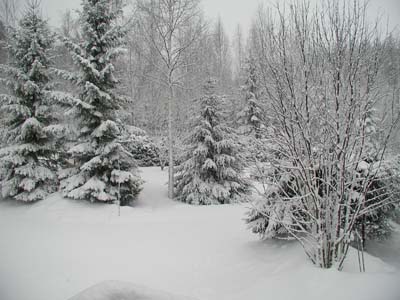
[
  {"left": 174, "top": 78, "right": 250, "bottom": 205},
  {"left": 237, "top": 56, "right": 270, "bottom": 182},
  {"left": 0, "top": 2, "right": 60, "bottom": 202},
  {"left": 238, "top": 56, "right": 264, "bottom": 139},
  {"left": 57, "top": 0, "right": 142, "bottom": 205}
]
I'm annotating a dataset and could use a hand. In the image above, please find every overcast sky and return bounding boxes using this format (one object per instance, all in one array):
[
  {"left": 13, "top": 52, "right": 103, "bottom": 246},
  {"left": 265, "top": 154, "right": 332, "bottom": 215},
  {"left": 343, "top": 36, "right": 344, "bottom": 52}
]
[{"left": 37, "top": 0, "right": 400, "bottom": 38}]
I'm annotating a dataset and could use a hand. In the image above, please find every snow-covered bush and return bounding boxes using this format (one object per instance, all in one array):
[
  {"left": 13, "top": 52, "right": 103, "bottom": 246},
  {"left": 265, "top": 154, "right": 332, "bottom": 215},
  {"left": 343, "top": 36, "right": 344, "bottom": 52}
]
[
  {"left": 0, "top": 3, "right": 63, "bottom": 202},
  {"left": 174, "top": 78, "right": 250, "bottom": 205},
  {"left": 247, "top": 111, "right": 399, "bottom": 246},
  {"left": 350, "top": 110, "right": 400, "bottom": 242},
  {"left": 119, "top": 125, "right": 160, "bottom": 167},
  {"left": 246, "top": 157, "right": 308, "bottom": 240},
  {"left": 56, "top": 0, "right": 143, "bottom": 205},
  {"left": 156, "top": 136, "right": 185, "bottom": 169},
  {"left": 157, "top": 137, "right": 169, "bottom": 170},
  {"left": 392, "top": 156, "right": 400, "bottom": 223},
  {"left": 352, "top": 157, "right": 400, "bottom": 241},
  {"left": 246, "top": 157, "right": 398, "bottom": 243}
]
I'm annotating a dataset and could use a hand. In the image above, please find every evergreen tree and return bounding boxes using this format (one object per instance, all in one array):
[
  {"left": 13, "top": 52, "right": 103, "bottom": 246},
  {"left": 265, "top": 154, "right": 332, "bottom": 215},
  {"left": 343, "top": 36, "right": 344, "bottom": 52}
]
[
  {"left": 174, "top": 78, "right": 250, "bottom": 205},
  {"left": 57, "top": 0, "right": 143, "bottom": 204},
  {"left": 0, "top": 2, "right": 60, "bottom": 202},
  {"left": 238, "top": 56, "right": 264, "bottom": 139},
  {"left": 238, "top": 56, "right": 270, "bottom": 176}
]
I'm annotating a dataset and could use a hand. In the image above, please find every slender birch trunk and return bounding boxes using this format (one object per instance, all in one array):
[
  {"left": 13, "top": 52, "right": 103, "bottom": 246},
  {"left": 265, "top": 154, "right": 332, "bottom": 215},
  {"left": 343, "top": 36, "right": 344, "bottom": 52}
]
[{"left": 168, "top": 83, "right": 174, "bottom": 199}]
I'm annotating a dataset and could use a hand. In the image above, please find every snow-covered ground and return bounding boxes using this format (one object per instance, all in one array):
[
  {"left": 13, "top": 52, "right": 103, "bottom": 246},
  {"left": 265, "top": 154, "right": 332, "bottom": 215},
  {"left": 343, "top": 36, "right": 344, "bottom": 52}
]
[{"left": 0, "top": 167, "right": 399, "bottom": 300}]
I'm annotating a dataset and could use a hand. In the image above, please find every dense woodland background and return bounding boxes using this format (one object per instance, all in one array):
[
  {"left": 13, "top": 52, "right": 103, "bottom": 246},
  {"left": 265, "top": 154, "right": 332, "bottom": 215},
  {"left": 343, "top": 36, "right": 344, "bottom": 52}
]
[{"left": 1, "top": 0, "right": 399, "bottom": 147}]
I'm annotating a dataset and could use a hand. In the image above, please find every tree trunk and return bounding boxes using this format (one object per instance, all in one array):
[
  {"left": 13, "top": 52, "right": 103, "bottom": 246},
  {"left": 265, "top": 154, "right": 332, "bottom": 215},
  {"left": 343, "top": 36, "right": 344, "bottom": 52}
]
[{"left": 168, "top": 84, "right": 174, "bottom": 199}]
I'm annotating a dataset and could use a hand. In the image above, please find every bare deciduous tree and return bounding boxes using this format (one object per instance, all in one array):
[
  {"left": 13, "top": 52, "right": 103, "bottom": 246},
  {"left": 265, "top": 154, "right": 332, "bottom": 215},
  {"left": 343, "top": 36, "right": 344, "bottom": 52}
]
[
  {"left": 210, "top": 16, "right": 232, "bottom": 92},
  {"left": 249, "top": 0, "right": 400, "bottom": 269},
  {"left": 136, "top": 0, "right": 204, "bottom": 198}
]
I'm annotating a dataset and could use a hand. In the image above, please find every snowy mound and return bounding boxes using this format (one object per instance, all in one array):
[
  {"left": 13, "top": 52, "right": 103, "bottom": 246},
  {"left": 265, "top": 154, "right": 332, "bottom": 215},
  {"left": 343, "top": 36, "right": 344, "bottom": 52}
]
[{"left": 69, "top": 281, "right": 197, "bottom": 300}]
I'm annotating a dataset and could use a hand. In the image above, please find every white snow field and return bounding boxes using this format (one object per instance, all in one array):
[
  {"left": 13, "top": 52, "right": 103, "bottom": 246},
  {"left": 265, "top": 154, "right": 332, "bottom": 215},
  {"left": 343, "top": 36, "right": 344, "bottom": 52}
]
[{"left": 0, "top": 167, "right": 399, "bottom": 300}]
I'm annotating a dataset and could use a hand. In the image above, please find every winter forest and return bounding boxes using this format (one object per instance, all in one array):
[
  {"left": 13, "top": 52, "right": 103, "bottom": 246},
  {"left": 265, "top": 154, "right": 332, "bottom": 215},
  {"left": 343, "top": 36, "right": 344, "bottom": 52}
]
[{"left": 0, "top": 0, "right": 400, "bottom": 299}]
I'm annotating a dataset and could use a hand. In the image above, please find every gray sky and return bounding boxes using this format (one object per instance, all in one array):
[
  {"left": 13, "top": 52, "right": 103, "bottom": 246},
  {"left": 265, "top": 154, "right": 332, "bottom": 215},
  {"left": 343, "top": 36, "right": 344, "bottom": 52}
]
[{"left": 38, "top": 0, "right": 400, "bottom": 37}]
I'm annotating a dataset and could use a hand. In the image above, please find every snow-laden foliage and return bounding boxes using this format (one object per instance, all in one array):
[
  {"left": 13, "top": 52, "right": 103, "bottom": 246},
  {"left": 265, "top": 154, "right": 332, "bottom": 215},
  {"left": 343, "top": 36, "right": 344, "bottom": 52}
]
[
  {"left": 156, "top": 135, "right": 185, "bottom": 169},
  {"left": 174, "top": 78, "right": 250, "bottom": 205},
  {"left": 351, "top": 110, "right": 399, "bottom": 242},
  {"left": 392, "top": 156, "right": 400, "bottom": 223},
  {"left": 246, "top": 156, "right": 399, "bottom": 243},
  {"left": 238, "top": 56, "right": 264, "bottom": 139},
  {"left": 352, "top": 159, "right": 397, "bottom": 242},
  {"left": 119, "top": 125, "right": 160, "bottom": 167},
  {"left": 0, "top": 3, "right": 61, "bottom": 202},
  {"left": 237, "top": 56, "right": 269, "bottom": 170},
  {"left": 57, "top": 0, "right": 143, "bottom": 205},
  {"left": 246, "top": 157, "right": 304, "bottom": 240}
]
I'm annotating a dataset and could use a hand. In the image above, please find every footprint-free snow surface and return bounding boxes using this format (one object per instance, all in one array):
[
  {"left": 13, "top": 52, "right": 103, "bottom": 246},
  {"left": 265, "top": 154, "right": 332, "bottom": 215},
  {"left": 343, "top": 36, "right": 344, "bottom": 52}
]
[{"left": 0, "top": 167, "right": 399, "bottom": 300}]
